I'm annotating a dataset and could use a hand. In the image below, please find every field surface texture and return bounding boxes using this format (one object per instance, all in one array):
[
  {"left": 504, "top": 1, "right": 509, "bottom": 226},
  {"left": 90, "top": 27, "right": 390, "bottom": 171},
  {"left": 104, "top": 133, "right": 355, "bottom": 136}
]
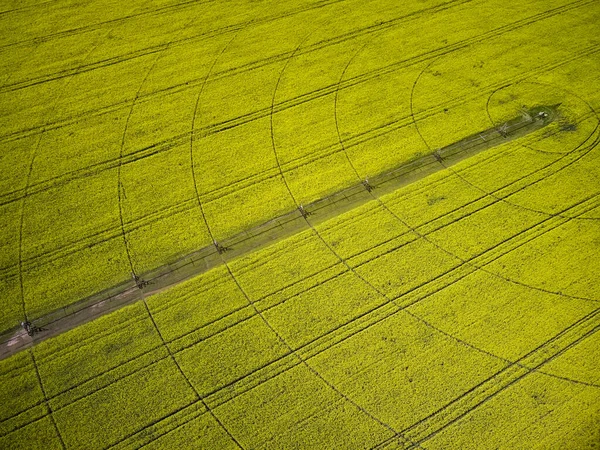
[{"left": 0, "top": 0, "right": 599, "bottom": 448}]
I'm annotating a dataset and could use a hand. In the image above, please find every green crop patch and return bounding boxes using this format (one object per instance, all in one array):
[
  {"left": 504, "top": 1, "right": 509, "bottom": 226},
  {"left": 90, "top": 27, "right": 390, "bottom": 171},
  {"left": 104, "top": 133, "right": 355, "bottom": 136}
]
[
  {"left": 0, "top": 415, "right": 63, "bottom": 450},
  {"left": 424, "top": 373, "right": 600, "bottom": 449},
  {"left": 149, "top": 265, "right": 248, "bottom": 343},
  {"left": 0, "top": 352, "right": 45, "bottom": 436},
  {"left": 409, "top": 270, "right": 598, "bottom": 360},
  {"left": 140, "top": 410, "right": 240, "bottom": 450},
  {"left": 54, "top": 357, "right": 197, "bottom": 449},
  {"left": 215, "top": 364, "right": 393, "bottom": 449},
  {"left": 229, "top": 230, "right": 339, "bottom": 301},
  {"left": 176, "top": 314, "right": 290, "bottom": 397},
  {"left": 263, "top": 271, "right": 384, "bottom": 349},
  {"left": 309, "top": 311, "right": 508, "bottom": 430}
]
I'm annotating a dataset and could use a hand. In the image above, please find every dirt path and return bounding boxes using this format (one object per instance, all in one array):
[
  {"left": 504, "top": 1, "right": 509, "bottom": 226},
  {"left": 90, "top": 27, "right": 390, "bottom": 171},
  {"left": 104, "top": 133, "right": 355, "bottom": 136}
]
[{"left": 0, "top": 106, "right": 558, "bottom": 360}]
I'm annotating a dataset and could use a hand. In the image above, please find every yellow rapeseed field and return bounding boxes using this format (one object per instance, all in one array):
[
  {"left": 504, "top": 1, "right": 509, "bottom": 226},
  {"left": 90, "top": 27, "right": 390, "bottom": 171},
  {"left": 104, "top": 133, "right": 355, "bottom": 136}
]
[{"left": 0, "top": 0, "right": 598, "bottom": 448}]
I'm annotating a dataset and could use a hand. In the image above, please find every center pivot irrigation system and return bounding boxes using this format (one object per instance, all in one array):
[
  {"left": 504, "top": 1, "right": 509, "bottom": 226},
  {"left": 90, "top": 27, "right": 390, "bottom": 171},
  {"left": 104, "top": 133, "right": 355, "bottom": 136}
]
[{"left": 0, "top": 104, "right": 560, "bottom": 359}]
